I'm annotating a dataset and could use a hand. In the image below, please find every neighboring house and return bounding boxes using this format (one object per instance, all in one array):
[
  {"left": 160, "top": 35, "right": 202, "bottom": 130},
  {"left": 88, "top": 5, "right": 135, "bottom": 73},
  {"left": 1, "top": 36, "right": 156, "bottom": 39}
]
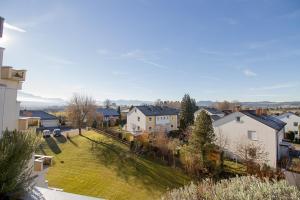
[
  {"left": 194, "top": 107, "right": 225, "bottom": 122},
  {"left": 276, "top": 112, "right": 300, "bottom": 134},
  {"left": 96, "top": 108, "right": 120, "bottom": 124},
  {"left": 0, "top": 17, "right": 26, "bottom": 136},
  {"left": 20, "top": 110, "right": 59, "bottom": 128},
  {"left": 127, "top": 105, "right": 179, "bottom": 135},
  {"left": 213, "top": 110, "right": 287, "bottom": 168}
]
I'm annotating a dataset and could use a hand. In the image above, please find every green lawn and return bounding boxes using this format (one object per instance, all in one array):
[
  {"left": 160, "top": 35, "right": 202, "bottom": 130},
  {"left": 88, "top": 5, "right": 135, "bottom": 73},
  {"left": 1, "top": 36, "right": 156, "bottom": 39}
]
[{"left": 39, "top": 131, "right": 190, "bottom": 200}]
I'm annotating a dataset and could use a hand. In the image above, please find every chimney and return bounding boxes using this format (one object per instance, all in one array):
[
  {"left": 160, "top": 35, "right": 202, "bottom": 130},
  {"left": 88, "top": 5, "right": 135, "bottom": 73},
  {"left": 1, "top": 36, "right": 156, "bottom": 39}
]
[
  {"left": 256, "top": 108, "right": 264, "bottom": 116},
  {"left": 234, "top": 105, "right": 241, "bottom": 112},
  {"left": 0, "top": 17, "right": 4, "bottom": 38}
]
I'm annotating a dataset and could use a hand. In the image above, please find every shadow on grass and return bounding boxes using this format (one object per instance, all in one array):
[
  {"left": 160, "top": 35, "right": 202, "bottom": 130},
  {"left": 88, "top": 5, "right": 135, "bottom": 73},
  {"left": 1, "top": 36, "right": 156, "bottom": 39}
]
[
  {"left": 54, "top": 135, "right": 67, "bottom": 143},
  {"left": 81, "top": 134, "right": 189, "bottom": 192},
  {"left": 45, "top": 137, "right": 61, "bottom": 154},
  {"left": 68, "top": 136, "right": 79, "bottom": 147}
]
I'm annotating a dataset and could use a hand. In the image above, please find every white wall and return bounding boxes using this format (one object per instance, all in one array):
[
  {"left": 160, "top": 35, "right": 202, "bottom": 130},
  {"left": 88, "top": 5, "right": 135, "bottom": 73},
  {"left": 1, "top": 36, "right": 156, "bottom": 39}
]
[
  {"left": 213, "top": 112, "right": 281, "bottom": 168},
  {"left": 41, "top": 119, "right": 59, "bottom": 128},
  {"left": 156, "top": 115, "right": 171, "bottom": 125},
  {"left": 127, "top": 108, "right": 146, "bottom": 134},
  {"left": 0, "top": 84, "right": 19, "bottom": 136}
]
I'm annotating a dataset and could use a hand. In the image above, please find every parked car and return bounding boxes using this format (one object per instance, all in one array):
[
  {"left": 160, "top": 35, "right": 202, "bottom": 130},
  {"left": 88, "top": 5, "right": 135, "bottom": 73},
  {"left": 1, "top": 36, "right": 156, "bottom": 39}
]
[
  {"left": 53, "top": 128, "right": 61, "bottom": 137},
  {"left": 43, "top": 130, "right": 51, "bottom": 138}
]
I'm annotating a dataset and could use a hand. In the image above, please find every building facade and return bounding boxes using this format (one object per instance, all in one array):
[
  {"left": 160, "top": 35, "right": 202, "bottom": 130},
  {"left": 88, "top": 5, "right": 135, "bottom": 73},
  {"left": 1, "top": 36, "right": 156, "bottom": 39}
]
[
  {"left": 0, "top": 17, "right": 26, "bottom": 136},
  {"left": 213, "top": 110, "right": 286, "bottom": 168},
  {"left": 276, "top": 112, "right": 300, "bottom": 134},
  {"left": 126, "top": 105, "right": 179, "bottom": 135}
]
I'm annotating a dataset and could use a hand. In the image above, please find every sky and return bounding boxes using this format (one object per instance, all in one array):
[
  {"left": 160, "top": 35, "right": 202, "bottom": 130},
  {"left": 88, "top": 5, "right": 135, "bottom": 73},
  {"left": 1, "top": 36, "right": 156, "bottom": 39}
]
[{"left": 0, "top": 0, "right": 300, "bottom": 102}]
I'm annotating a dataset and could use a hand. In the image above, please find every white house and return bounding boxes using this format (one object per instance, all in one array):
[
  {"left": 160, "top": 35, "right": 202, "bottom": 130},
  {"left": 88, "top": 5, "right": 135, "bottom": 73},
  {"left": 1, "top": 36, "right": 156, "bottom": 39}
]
[
  {"left": 194, "top": 107, "right": 225, "bottom": 121},
  {"left": 276, "top": 112, "right": 300, "bottom": 134},
  {"left": 213, "top": 110, "right": 287, "bottom": 168},
  {"left": 20, "top": 110, "right": 59, "bottom": 128},
  {"left": 126, "top": 105, "right": 179, "bottom": 135},
  {"left": 0, "top": 17, "right": 27, "bottom": 136}
]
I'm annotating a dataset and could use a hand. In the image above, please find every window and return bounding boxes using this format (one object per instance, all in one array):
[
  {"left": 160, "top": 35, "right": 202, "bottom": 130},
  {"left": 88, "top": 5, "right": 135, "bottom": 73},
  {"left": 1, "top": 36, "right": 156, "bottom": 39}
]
[
  {"left": 149, "top": 117, "right": 152, "bottom": 121},
  {"left": 248, "top": 131, "right": 257, "bottom": 141},
  {"left": 294, "top": 122, "right": 299, "bottom": 127},
  {"left": 135, "top": 109, "right": 137, "bottom": 113},
  {"left": 171, "top": 125, "right": 173, "bottom": 128},
  {"left": 137, "top": 117, "right": 140, "bottom": 121},
  {"left": 149, "top": 127, "right": 152, "bottom": 130},
  {"left": 236, "top": 116, "right": 241, "bottom": 122},
  {"left": 137, "top": 126, "right": 140, "bottom": 130}
]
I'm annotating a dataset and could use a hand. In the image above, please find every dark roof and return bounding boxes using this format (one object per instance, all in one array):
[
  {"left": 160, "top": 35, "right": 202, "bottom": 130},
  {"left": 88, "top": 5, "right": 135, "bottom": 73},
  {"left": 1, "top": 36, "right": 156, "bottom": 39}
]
[
  {"left": 135, "top": 105, "right": 179, "bottom": 116},
  {"left": 20, "top": 110, "right": 58, "bottom": 120},
  {"left": 96, "top": 108, "right": 120, "bottom": 116},
  {"left": 210, "top": 115, "right": 221, "bottom": 121},
  {"left": 241, "top": 110, "right": 286, "bottom": 131},
  {"left": 200, "top": 107, "right": 224, "bottom": 115}
]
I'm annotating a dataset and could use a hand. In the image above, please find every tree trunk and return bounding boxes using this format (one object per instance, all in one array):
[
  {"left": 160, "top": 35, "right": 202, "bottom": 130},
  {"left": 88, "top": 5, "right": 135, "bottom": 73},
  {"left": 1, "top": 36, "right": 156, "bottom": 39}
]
[{"left": 79, "top": 127, "right": 82, "bottom": 135}]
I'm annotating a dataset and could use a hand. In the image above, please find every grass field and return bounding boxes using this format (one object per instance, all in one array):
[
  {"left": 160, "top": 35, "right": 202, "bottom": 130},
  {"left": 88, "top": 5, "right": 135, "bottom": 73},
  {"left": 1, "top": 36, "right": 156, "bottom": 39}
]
[{"left": 39, "top": 131, "right": 191, "bottom": 200}]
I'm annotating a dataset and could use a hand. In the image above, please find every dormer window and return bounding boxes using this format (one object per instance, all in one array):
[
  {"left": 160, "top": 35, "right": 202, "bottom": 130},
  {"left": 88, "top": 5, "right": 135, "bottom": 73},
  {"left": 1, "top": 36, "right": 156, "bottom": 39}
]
[
  {"left": 137, "top": 117, "right": 140, "bottom": 121},
  {"left": 236, "top": 116, "right": 240, "bottom": 122}
]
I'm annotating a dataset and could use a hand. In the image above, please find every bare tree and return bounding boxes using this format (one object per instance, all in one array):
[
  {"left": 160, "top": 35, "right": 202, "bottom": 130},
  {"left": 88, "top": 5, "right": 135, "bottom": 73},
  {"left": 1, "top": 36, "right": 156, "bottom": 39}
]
[
  {"left": 67, "top": 94, "right": 96, "bottom": 135},
  {"left": 215, "top": 128, "right": 228, "bottom": 150},
  {"left": 103, "top": 99, "right": 111, "bottom": 108},
  {"left": 168, "top": 138, "right": 180, "bottom": 167},
  {"left": 235, "top": 142, "right": 269, "bottom": 173}
]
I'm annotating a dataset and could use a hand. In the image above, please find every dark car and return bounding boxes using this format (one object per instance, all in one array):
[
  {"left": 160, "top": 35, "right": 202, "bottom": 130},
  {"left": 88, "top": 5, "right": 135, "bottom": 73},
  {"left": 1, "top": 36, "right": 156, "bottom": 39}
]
[{"left": 53, "top": 129, "right": 61, "bottom": 137}]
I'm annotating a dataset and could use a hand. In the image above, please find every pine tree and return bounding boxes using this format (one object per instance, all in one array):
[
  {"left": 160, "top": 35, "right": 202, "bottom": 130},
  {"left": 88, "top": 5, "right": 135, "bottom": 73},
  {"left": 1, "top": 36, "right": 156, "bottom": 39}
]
[
  {"left": 179, "top": 94, "right": 198, "bottom": 129},
  {"left": 189, "top": 110, "right": 215, "bottom": 170}
]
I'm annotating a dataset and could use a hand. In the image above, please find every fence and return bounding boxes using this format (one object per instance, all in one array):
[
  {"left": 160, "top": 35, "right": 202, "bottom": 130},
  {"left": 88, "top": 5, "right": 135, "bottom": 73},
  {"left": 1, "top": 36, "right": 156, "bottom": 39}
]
[{"left": 90, "top": 127, "right": 130, "bottom": 146}]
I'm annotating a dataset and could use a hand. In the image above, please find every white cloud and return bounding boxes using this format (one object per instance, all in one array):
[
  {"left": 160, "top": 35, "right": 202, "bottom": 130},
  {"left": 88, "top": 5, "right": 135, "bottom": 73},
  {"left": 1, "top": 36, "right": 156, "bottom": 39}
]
[
  {"left": 250, "top": 82, "right": 298, "bottom": 91},
  {"left": 4, "top": 22, "right": 26, "bottom": 33},
  {"left": 243, "top": 69, "right": 257, "bottom": 77}
]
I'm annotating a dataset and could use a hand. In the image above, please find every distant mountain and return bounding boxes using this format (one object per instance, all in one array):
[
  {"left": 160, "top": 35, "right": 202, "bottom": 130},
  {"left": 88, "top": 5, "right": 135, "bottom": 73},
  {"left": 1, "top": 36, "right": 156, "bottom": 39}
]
[
  {"left": 197, "top": 101, "right": 215, "bottom": 107},
  {"left": 18, "top": 91, "right": 67, "bottom": 109},
  {"left": 18, "top": 91, "right": 300, "bottom": 110}
]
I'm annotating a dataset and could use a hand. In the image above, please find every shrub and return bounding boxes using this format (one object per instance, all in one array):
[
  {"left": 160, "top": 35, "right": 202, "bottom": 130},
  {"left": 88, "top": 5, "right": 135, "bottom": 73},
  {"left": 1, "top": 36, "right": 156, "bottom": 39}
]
[
  {"left": 0, "top": 130, "right": 40, "bottom": 198},
  {"left": 162, "top": 176, "right": 300, "bottom": 200},
  {"left": 286, "top": 131, "right": 295, "bottom": 141}
]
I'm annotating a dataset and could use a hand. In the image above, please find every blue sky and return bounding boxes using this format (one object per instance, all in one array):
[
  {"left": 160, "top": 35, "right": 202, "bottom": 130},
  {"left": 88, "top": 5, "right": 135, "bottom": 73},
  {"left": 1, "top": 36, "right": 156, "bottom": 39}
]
[{"left": 0, "top": 0, "right": 300, "bottom": 102}]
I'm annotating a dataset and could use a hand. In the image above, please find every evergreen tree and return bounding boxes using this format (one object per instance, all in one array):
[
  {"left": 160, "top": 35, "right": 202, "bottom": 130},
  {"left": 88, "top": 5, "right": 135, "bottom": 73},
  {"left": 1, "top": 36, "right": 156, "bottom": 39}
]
[
  {"left": 189, "top": 110, "right": 215, "bottom": 170},
  {"left": 179, "top": 94, "right": 198, "bottom": 129},
  {"left": 0, "top": 130, "right": 40, "bottom": 198}
]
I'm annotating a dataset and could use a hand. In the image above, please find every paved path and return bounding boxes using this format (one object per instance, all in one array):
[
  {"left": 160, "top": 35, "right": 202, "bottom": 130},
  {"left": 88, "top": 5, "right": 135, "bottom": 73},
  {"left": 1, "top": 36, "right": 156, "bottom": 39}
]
[{"left": 284, "top": 170, "right": 300, "bottom": 188}]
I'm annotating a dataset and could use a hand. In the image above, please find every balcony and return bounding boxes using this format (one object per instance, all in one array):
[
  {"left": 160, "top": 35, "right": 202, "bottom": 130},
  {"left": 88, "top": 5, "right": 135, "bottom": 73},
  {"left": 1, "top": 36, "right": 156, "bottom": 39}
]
[{"left": 1, "top": 66, "right": 26, "bottom": 82}]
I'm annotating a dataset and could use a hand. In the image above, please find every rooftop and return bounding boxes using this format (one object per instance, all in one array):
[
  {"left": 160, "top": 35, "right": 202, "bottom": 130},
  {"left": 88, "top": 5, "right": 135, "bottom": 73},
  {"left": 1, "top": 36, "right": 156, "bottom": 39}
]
[
  {"left": 241, "top": 110, "right": 286, "bottom": 131},
  {"left": 20, "top": 110, "right": 58, "bottom": 120},
  {"left": 199, "top": 107, "right": 224, "bottom": 115},
  {"left": 135, "top": 105, "right": 179, "bottom": 116},
  {"left": 96, "top": 107, "right": 120, "bottom": 116}
]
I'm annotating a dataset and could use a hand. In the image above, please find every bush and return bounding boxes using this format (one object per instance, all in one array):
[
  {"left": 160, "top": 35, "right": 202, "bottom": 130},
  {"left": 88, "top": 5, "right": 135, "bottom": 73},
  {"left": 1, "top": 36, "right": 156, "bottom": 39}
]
[
  {"left": 286, "top": 131, "right": 295, "bottom": 141},
  {"left": 0, "top": 130, "right": 40, "bottom": 198},
  {"left": 162, "top": 176, "right": 300, "bottom": 200}
]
